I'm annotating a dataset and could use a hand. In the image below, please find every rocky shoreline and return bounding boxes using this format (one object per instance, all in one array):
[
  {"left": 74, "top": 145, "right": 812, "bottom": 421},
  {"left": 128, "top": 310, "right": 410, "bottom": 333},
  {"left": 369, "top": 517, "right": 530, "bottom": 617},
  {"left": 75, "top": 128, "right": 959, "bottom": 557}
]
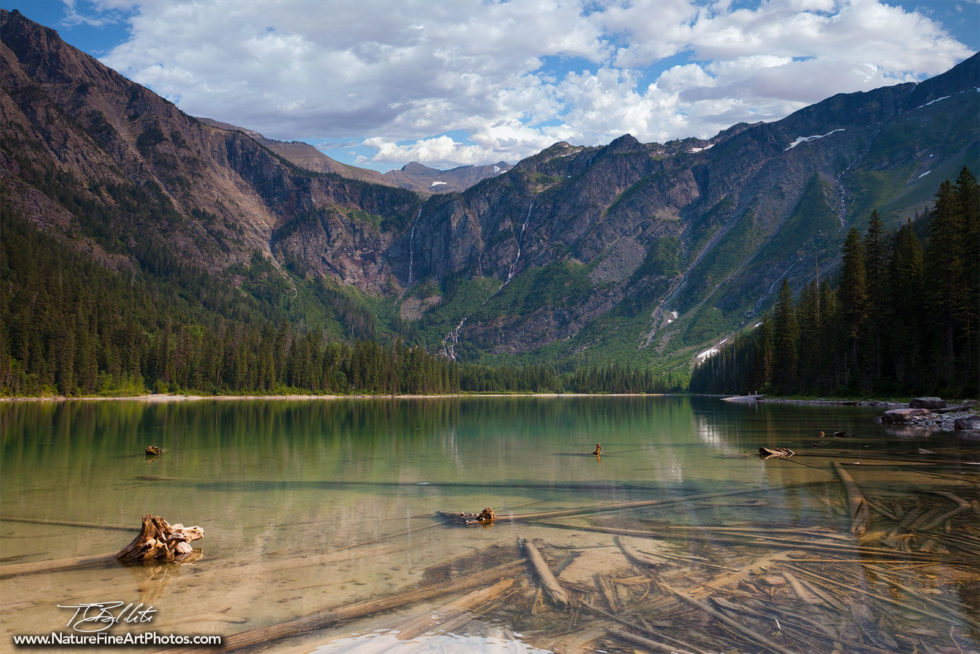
[
  {"left": 723, "top": 394, "right": 979, "bottom": 436},
  {"left": 875, "top": 396, "right": 980, "bottom": 436}
]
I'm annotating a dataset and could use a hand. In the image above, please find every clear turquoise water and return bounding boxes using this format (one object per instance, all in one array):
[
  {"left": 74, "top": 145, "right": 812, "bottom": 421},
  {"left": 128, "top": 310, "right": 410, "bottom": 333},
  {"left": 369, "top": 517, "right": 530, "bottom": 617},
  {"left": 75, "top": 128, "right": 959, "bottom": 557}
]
[{"left": 1, "top": 396, "right": 976, "bottom": 651}]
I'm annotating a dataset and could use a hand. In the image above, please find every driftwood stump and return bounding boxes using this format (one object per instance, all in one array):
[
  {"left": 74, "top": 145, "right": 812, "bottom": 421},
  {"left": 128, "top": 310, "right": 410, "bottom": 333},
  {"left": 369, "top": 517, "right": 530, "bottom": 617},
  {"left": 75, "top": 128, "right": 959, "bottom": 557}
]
[
  {"left": 454, "top": 507, "right": 496, "bottom": 526},
  {"left": 115, "top": 514, "right": 203, "bottom": 564},
  {"left": 145, "top": 445, "right": 163, "bottom": 456}
]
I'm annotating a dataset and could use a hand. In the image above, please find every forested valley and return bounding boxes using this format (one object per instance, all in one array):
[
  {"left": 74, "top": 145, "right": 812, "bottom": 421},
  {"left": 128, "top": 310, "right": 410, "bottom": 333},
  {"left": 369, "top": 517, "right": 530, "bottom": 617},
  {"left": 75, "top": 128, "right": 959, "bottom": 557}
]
[{"left": 0, "top": 204, "right": 677, "bottom": 397}]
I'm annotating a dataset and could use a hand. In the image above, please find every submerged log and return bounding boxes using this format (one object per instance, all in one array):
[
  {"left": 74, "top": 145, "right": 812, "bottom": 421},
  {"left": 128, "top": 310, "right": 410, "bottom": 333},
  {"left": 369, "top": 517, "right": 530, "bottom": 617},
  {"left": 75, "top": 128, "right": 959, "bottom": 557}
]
[
  {"left": 659, "top": 581, "right": 797, "bottom": 654},
  {"left": 759, "top": 446, "right": 795, "bottom": 459},
  {"left": 520, "top": 539, "right": 570, "bottom": 608},
  {"left": 606, "top": 626, "right": 699, "bottom": 654},
  {"left": 115, "top": 514, "right": 204, "bottom": 564},
  {"left": 394, "top": 577, "right": 514, "bottom": 641},
  {"left": 439, "top": 481, "right": 827, "bottom": 524},
  {"left": 0, "top": 553, "right": 118, "bottom": 579},
  {"left": 919, "top": 491, "right": 972, "bottom": 532},
  {"left": 615, "top": 535, "right": 669, "bottom": 568},
  {"left": 0, "top": 515, "right": 133, "bottom": 532},
  {"left": 831, "top": 461, "right": 870, "bottom": 535},
  {"left": 161, "top": 559, "right": 524, "bottom": 654}
]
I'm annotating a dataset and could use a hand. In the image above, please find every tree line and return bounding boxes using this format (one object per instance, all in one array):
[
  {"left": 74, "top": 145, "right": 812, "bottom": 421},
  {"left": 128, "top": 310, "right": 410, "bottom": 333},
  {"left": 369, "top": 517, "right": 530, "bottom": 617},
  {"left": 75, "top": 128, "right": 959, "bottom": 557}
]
[
  {"left": 459, "top": 362, "right": 680, "bottom": 394},
  {"left": 0, "top": 205, "right": 678, "bottom": 397},
  {"left": 690, "top": 168, "right": 979, "bottom": 398}
]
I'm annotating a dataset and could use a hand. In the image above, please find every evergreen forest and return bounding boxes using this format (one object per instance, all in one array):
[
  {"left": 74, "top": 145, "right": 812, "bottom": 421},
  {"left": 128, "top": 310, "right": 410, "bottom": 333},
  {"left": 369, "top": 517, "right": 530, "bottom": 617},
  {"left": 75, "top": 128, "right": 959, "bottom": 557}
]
[
  {"left": 0, "top": 203, "right": 677, "bottom": 396},
  {"left": 2, "top": 168, "right": 975, "bottom": 399},
  {"left": 689, "top": 168, "right": 979, "bottom": 398}
]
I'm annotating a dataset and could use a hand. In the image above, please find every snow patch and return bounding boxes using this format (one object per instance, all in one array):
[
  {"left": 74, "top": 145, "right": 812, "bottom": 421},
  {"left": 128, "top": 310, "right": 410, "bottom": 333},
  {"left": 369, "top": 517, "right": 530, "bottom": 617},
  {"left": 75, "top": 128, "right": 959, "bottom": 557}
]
[
  {"left": 697, "top": 347, "right": 719, "bottom": 362},
  {"left": 493, "top": 165, "right": 501, "bottom": 174},
  {"left": 915, "top": 95, "right": 950, "bottom": 109},
  {"left": 430, "top": 181, "right": 447, "bottom": 187},
  {"left": 689, "top": 143, "right": 714, "bottom": 153},
  {"left": 918, "top": 170, "right": 932, "bottom": 179},
  {"left": 784, "top": 129, "right": 845, "bottom": 151}
]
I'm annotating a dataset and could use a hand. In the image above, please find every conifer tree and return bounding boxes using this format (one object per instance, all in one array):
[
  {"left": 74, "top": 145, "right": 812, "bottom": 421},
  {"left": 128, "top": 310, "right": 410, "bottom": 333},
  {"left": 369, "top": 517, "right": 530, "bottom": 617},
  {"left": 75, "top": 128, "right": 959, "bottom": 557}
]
[
  {"left": 772, "top": 279, "right": 799, "bottom": 393},
  {"left": 839, "top": 228, "right": 868, "bottom": 388},
  {"left": 925, "top": 180, "right": 963, "bottom": 389},
  {"left": 889, "top": 220, "right": 925, "bottom": 387},
  {"left": 864, "top": 210, "right": 888, "bottom": 381}
]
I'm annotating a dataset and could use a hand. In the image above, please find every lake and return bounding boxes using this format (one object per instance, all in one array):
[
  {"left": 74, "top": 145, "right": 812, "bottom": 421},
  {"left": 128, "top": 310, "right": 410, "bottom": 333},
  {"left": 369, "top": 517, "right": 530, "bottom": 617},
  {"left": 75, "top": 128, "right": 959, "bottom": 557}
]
[{"left": 1, "top": 396, "right": 977, "bottom": 653}]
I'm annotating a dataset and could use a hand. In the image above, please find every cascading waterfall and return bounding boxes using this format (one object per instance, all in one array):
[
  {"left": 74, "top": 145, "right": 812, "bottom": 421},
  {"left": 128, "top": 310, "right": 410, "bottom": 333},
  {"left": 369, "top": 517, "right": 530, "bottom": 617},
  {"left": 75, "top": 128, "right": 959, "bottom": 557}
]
[
  {"left": 407, "top": 207, "right": 421, "bottom": 286},
  {"left": 507, "top": 202, "right": 533, "bottom": 282},
  {"left": 441, "top": 201, "right": 535, "bottom": 361},
  {"left": 443, "top": 317, "right": 467, "bottom": 360}
]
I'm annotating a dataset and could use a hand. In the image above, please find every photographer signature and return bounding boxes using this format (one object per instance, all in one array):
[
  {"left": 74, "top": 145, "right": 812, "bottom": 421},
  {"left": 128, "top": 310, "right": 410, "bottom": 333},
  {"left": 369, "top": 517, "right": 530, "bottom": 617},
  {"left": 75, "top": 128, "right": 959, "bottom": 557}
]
[{"left": 58, "top": 602, "right": 157, "bottom": 633}]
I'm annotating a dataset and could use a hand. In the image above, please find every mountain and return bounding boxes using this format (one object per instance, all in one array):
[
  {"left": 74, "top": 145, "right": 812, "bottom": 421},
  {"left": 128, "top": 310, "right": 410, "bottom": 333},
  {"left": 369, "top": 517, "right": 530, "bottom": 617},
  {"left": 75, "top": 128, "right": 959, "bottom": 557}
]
[
  {"left": 2, "top": 8, "right": 977, "bottom": 372},
  {"left": 401, "top": 57, "right": 979, "bottom": 365},
  {"left": 197, "top": 117, "right": 512, "bottom": 193}
]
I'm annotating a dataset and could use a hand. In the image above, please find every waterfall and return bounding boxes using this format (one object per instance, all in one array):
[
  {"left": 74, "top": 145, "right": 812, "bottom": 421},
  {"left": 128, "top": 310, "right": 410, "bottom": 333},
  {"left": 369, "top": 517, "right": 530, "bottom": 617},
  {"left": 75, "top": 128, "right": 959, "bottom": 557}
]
[
  {"left": 443, "top": 316, "right": 467, "bottom": 361},
  {"left": 507, "top": 203, "right": 533, "bottom": 282},
  {"left": 407, "top": 207, "right": 421, "bottom": 286},
  {"left": 441, "top": 201, "right": 535, "bottom": 360}
]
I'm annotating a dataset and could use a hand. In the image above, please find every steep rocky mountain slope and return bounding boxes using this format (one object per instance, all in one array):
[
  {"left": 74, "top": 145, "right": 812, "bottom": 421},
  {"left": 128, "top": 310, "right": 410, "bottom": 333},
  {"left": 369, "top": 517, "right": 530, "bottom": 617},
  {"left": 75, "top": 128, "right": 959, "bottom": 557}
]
[
  {"left": 2, "top": 9, "right": 977, "bottom": 369},
  {"left": 0, "top": 8, "right": 420, "bottom": 297},
  {"left": 198, "top": 117, "right": 511, "bottom": 194},
  {"left": 402, "top": 56, "right": 978, "bottom": 365}
]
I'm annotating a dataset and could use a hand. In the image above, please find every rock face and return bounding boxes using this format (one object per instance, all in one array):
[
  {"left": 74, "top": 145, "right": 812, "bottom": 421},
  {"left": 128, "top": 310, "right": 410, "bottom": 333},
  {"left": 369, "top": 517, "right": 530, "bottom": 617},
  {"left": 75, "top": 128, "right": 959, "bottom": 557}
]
[
  {"left": 910, "top": 397, "right": 946, "bottom": 410},
  {"left": 0, "top": 8, "right": 418, "bottom": 294},
  {"left": 2, "top": 8, "right": 978, "bottom": 364}
]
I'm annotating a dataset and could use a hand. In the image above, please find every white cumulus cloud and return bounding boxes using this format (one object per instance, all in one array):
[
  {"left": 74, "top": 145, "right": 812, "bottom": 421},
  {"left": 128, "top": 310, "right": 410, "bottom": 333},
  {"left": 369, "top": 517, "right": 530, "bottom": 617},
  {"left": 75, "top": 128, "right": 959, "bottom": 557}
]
[{"left": 89, "top": 0, "right": 974, "bottom": 170}]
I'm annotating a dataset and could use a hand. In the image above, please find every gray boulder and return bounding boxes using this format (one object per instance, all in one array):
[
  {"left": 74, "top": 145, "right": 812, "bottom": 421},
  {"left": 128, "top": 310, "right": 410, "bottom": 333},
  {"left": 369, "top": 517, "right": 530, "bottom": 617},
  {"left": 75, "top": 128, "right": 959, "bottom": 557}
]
[
  {"left": 910, "top": 397, "right": 946, "bottom": 409},
  {"left": 881, "top": 408, "right": 933, "bottom": 424},
  {"left": 954, "top": 415, "right": 980, "bottom": 431}
]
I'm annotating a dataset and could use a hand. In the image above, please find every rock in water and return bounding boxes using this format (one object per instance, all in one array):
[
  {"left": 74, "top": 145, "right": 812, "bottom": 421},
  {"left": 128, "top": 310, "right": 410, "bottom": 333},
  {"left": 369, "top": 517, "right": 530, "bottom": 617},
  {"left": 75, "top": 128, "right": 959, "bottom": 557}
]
[
  {"left": 881, "top": 408, "right": 933, "bottom": 424},
  {"left": 910, "top": 397, "right": 946, "bottom": 410}
]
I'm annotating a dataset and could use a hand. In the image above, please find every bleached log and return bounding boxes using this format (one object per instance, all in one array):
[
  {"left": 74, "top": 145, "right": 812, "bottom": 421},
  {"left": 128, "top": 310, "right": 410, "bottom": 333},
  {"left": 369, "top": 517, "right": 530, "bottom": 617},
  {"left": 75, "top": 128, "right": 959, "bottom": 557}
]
[
  {"left": 520, "top": 539, "right": 569, "bottom": 607},
  {"left": 831, "top": 461, "right": 871, "bottom": 534}
]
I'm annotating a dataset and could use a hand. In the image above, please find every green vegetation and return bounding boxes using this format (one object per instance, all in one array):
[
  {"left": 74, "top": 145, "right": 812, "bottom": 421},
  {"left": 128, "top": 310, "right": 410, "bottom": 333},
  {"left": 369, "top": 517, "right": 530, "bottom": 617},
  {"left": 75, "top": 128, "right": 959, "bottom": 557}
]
[
  {"left": 0, "top": 203, "right": 679, "bottom": 396},
  {"left": 690, "top": 169, "right": 979, "bottom": 397},
  {"left": 0, "top": 207, "right": 459, "bottom": 396}
]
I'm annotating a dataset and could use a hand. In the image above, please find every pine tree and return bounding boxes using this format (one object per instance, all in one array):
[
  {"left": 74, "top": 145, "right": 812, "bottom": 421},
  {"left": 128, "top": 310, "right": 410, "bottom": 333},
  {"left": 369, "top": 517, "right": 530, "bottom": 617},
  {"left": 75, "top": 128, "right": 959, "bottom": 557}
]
[
  {"left": 796, "top": 280, "right": 820, "bottom": 389},
  {"left": 864, "top": 210, "right": 888, "bottom": 383},
  {"left": 953, "top": 168, "right": 979, "bottom": 394},
  {"left": 889, "top": 220, "right": 925, "bottom": 388},
  {"left": 839, "top": 228, "right": 868, "bottom": 389},
  {"left": 925, "top": 180, "right": 963, "bottom": 389},
  {"left": 772, "top": 279, "right": 799, "bottom": 393}
]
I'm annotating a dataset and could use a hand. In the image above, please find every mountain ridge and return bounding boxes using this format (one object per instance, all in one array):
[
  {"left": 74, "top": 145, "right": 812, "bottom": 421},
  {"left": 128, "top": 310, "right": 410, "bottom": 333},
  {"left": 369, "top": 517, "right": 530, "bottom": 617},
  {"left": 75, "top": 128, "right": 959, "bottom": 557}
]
[
  {"left": 2, "top": 8, "right": 977, "bottom": 371},
  {"left": 195, "top": 116, "right": 512, "bottom": 194}
]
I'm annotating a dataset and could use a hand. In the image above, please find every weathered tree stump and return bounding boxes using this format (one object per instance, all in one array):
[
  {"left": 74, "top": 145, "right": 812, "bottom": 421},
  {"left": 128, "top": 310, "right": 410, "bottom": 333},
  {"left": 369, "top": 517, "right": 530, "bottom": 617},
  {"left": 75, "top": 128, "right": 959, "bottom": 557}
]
[
  {"left": 115, "top": 514, "right": 203, "bottom": 564},
  {"left": 453, "top": 507, "right": 496, "bottom": 526}
]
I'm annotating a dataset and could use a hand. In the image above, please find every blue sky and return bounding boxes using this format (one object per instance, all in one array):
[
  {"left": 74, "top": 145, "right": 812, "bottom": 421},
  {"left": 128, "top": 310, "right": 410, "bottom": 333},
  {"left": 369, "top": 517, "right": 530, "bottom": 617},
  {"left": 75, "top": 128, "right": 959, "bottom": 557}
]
[{"left": 10, "top": 1, "right": 979, "bottom": 171}]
